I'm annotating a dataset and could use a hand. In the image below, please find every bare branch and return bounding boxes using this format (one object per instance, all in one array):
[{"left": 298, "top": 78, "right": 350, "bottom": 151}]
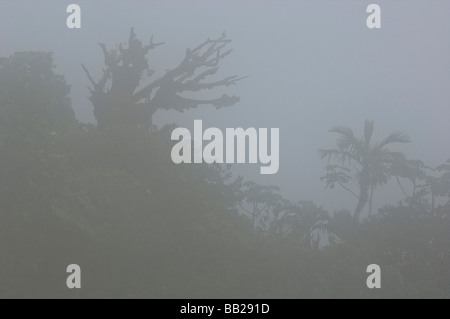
[
  {"left": 84, "top": 29, "right": 241, "bottom": 129},
  {"left": 149, "top": 35, "right": 164, "bottom": 49},
  {"left": 99, "top": 43, "right": 114, "bottom": 67},
  {"left": 81, "top": 64, "right": 96, "bottom": 88},
  {"left": 396, "top": 176, "right": 410, "bottom": 199}
]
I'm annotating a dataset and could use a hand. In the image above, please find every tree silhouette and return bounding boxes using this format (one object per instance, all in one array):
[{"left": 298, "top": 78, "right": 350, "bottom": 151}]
[
  {"left": 390, "top": 159, "right": 429, "bottom": 209},
  {"left": 0, "top": 51, "right": 75, "bottom": 143},
  {"left": 0, "top": 51, "right": 77, "bottom": 218},
  {"left": 427, "top": 159, "right": 450, "bottom": 213},
  {"left": 238, "top": 181, "right": 283, "bottom": 232},
  {"left": 82, "top": 28, "right": 244, "bottom": 131},
  {"left": 435, "top": 160, "right": 450, "bottom": 207},
  {"left": 319, "top": 119, "right": 410, "bottom": 221},
  {"left": 272, "top": 201, "right": 330, "bottom": 248}
]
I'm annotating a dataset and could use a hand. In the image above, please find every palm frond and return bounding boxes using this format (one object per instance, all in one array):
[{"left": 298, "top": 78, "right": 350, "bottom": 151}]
[
  {"left": 329, "top": 126, "right": 363, "bottom": 154},
  {"left": 318, "top": 148, "right": 361, "bottom": 164},
  {"left": 329, "top": 126, "right": 355, "bottom": 139},
  {"left": 377, "top": 131, "right": 410, "bottom": 148},
  {"left": 364, "top": 119, "right": 374, "bottom": 145}
]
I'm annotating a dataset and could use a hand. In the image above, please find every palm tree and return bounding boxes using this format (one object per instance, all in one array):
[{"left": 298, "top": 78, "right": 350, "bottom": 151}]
[
  {"left": 272, "top": 201, "right": 330, "bottom": 248},
  {"left": 319, "top": 120, "right": 410, "bottom": 221}
]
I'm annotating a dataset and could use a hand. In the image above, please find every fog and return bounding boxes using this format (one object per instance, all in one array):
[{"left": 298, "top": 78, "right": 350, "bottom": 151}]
[
  {"left": 1, "top": 0, "right": 449, "bottom": 212},
  {"left": 1, "top": 1, "right": 449, "bottom": 298}
]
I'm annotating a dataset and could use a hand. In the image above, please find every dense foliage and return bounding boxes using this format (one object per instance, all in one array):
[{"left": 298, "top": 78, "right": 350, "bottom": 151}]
[{"left": 0, "top": 33, "right": 448, "bottom": 298}]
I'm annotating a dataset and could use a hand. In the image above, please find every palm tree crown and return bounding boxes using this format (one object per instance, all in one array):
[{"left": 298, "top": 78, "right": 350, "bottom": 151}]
[{"left": 319, "top": 119, "right": 410, "bottom": 221}]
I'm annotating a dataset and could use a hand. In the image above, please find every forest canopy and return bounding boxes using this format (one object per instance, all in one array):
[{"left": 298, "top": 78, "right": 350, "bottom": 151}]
[{"left": 0, "top": 30, "right": 449, "bottom": 298}]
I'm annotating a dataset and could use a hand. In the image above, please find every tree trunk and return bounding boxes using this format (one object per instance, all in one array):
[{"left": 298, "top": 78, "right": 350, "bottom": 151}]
[
  {"left": 410, "top": 179, "right": 416, "bottom": 208},
  {"left": 354, "top": 172, "right": 369, "bottom": 222},
  {"left": 354, "top": 188, "right": 366, "bottom": 222},
  {"left": 251, "top": 202, "right": 257, "bottom": 231},
  {"left": 368, "top": 185, "right": 374, "bottom": 218},
  {"left": 431, "top": 192, "right": 435, "bottom": 214}
]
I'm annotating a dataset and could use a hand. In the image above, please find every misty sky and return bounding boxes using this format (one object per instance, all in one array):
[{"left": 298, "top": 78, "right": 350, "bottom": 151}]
[{"left": 1, "top": 0, "right": 449, "bottom": 214}]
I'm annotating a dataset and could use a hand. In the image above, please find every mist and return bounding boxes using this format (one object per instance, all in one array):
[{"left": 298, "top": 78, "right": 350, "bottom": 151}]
[
  {"left": 2, "top": 0, "right": 449, "bottom": 213},
  {"left": 0, "top": 0, "right": 449, "bottom": 299}
]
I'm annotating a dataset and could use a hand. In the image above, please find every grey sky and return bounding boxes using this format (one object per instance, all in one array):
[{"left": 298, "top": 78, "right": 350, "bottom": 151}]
[{"left": 1, "top": 0, "right": 449, "bottom": 213}]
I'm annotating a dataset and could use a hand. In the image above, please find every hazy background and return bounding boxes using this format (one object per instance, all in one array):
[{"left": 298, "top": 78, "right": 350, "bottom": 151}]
[{"left": 1, "top": 0, "right": 449, "bottom": 214}]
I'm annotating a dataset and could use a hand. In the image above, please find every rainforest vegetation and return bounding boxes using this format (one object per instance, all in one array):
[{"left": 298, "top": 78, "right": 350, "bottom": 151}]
[{"left": 0, "top": 30, "right": 448, "bottom": 298}]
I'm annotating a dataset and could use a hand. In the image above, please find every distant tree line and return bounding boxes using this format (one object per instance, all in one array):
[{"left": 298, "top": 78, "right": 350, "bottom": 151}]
[{"left": 0, "top": 30, "right": 448, "bottom": 298}]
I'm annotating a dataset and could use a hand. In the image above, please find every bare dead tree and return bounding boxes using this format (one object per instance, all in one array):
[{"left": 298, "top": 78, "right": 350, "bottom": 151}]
[{"left": 82, "top": 28, "right": 244, "bottom": 131}]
